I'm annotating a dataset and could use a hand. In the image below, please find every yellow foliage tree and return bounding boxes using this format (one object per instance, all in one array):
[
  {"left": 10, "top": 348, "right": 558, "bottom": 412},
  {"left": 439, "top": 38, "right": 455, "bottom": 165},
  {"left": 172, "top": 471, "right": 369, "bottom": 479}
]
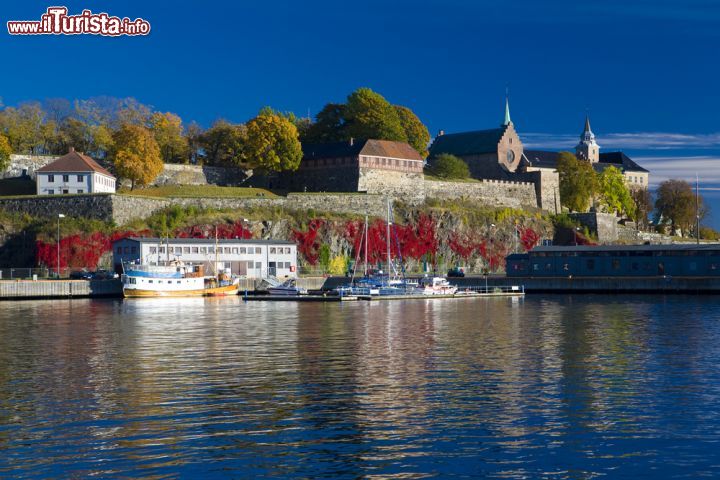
[
  {"left": 328, "top": 255, "right": 348, "bottom": 275},
  {"left": 0, "top": 134, "right": 11, "bottom": 171},
  {"left": 111, "top": 124, "right": 163, "bottom": 189},
  {"left": 244, "top": 112, "right": 302, "bottom": 171},
  {"left": 150, "top": 112, "right": 189, "bottom": 164}
]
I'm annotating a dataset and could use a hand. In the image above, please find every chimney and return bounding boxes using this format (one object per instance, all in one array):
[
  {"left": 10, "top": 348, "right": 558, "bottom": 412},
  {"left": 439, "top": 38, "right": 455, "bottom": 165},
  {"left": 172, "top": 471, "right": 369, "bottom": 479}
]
[
  {"left": 349, "top": 137, "right": 354, "bottom": 146},
  {"left": 438, "top": 130, "right": 445, "bottom": 137}
]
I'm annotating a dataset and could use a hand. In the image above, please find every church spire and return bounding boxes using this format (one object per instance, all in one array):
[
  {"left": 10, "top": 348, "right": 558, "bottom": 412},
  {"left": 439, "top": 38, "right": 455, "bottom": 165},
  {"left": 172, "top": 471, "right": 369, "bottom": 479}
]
[
  {"left": 503, "top": 96, "right": 512, "bottom": 126},
  {"left": 576, "top": 113, "right": 599, "bottom": 163},
  {"left": 583, "top": 114, "right": 592, "bottom": 134}
]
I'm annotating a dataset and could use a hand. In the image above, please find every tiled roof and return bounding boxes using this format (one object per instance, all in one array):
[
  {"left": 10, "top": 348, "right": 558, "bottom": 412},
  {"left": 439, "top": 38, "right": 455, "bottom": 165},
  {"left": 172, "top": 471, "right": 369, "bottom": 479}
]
[
  {"left": 598, "top": 152, "right": 649, "bottom": 173},
  {"left": 123, "top": 237, "right": 296, "bottom": 245},
  {"left": 301, "top": 139, "right": 423, "bottom": 161},
  {"left": 428, "top": 127, "right": 506, "bottom": 157},
  {"left": 36, "top": 148, "right": 114, "bottom": 177},
  {"left": 524, "top": 150, "right": 560, "bottom": 169}
]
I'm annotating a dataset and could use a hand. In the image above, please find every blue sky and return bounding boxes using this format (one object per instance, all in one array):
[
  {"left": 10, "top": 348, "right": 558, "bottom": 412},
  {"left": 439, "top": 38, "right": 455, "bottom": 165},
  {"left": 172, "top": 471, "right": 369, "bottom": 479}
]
[{"left": 2, "top": 1, "right": 719, "bottom": 225}]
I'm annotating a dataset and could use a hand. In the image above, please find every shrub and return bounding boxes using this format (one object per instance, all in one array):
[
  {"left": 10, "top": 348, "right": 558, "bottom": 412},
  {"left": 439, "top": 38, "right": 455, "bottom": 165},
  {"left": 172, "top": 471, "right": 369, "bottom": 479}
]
[{"left": 427, "top": 154, "right": 470, "bottom": 180}]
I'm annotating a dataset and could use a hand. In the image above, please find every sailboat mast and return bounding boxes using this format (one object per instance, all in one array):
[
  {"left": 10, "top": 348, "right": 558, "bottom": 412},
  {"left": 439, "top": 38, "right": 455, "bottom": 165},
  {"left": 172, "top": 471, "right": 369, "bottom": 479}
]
[
  {"left": 386, "top": 199, "right": 392, "bottom": 278},
  {"left": 696, "top": 174, "right": 700, "bottom": 245},
  {"left": 215, "top": 225, "right": 219, "bottom": 275},
  {"left": 364, "top": 215, "right": 368, "bottom": 276}
]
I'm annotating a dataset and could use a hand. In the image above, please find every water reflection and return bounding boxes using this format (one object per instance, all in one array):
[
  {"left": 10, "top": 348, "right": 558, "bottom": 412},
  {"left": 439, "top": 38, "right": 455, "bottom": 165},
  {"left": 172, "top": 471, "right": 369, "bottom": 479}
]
[{"left": 1, "top": 296, "right": 720, "bottom": 478}]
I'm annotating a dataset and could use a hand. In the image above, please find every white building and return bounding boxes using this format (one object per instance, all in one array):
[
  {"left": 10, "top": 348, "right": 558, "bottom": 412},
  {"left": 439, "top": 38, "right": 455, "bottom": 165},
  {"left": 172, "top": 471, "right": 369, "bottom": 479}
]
[
  {"left": 36, "top": 148, "right": 116, "bottom": 195},
  {"left": 113, "top": 237, "right": 298, "bottom": 279}
]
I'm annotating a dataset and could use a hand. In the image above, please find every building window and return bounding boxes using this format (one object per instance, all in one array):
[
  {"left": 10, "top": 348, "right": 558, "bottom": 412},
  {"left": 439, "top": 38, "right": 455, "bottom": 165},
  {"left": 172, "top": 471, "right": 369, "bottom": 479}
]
[
  {"left": 224, "top": 247, "right": 231, "bottom": 254},
  {"left": 116, "top": 247, "right": 122, "bottom": 254},
  {"left": 191, "top": 247, "right": 198, "bottom": 254},
  {"left": 240, "top": 247, "right": 246, "bottom": 254},
  {"left": 174, "top": 247, "right": 182, "bottom": 254},
  {"left": 285, "top": 247, "right": 291, "bottom": 254},
  {"left": 270, "top": 247, "right": 276, "bottom": 254},
  {"left": 48, "top": 189, "right": 54, "bottom": 195},
  {"left": 77, "top": 175, "right": 83, "bottom": 182},
  {"left": 285, "top": 262, "right": 291, "bottom": 268},
  {"left": 150, "top": 247, "right": 157, "bottom": 254},
  {"left": 200, "top": 247, "right": 207, "bottom": 254},
  {"left": 123, "top": 247, "right": 129, "bottom": 254},
  {"left": 159, "top": 247, "right": 165, "bottom": 254},
  {"left": 63, "top": 175, "right": 69, "bottom": 182},
  {"left": 183, "top": 247, "right": 190, "bottom": 254},
  {"left": 131, "top": 247, "right": 137, "bottom": 254},
  {"left": 612, "top": 259, "right": 621, "bottom": 270},
  {"left": 48, "top": 175, "right": 54, "bottom": 183},
  {"left": 255, "top": 262, "right": 262, "bottom": 269},
  {"left": 77, "top": 189, "right": 83, "bottom": 194},
  {"left": 255, "top": 247, "right": 261, "bottom": 254},
  {"left": 208, "top": 247, "right": 214, "bottom": 254},
  {"left": 232, "top": 248, "right": 238, "bottom": 254}
]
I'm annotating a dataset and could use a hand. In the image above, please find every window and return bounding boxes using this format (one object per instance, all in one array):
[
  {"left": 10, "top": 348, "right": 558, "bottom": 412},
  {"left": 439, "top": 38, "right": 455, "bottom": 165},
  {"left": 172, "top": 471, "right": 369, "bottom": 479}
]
[
  {"left": 208, "top": 247, "right": 214, "bottom": 254},
  {"left": 232, "top": 248, "right": 239, "bottom": 254},
  {"left": 255, "top": 247, "right": 261, "bottom": 254},
  {"left": 131, "top": 247, "right": 137, "bottom": 254},
  {"left": 116, "top": 247, "right": 122, "bottom": 254},
  {"left": 148, "top": 280, "right": 153, "bottom": 284},
  {"left": 77, "top": 175, "right": 83, "bottom": 182},
  {"left": 174, "top": 247, "right": 182, "bottom": 254},
  {"left": 123, "top": 247, "right": 129, "bottom": 254},
  {"left": 63, "top": 175, "right": 69, "bottom": 182},
  {"left": 285, "top": 247, "right": 291, "bottom": 254},
  {"left": 192, "top": 247, "right": 199, "bottom": 254},
  {"left": 183, "top": 247, "right": 190, "bottom": 254},
  {"left": 48, "top": 189, "right": 54, "bottom": 195},
  {"left": 200, "top": 247, "right": 207, "bottom": 254},
  {"left": 255, "top": 262, "right": 262, "bottom": 269},
  {"left": 77, "top": 189, "right": 83, "bottom": 194},
  {"left": 168, "top": 281, "right": 172, "bottom": 284},
  {"left": 150, "top": 247, "right": 157, "bottom": 254},
  {"left": 270, "top": 247, "right": 276, "bottom": 254},
  {"left": 224, "top": 247, "right": 231, "bottom": 254},
  {"left": 240, "top": 247, "right": 246, "bottom": 254},
  {"left": 48, "top": 175, "right": 54, "bottom": 182},
  {"left": 285, "top": 262, "right": 291, "bottom": 268},
  {"left": 612, "top": 259, "right": 621, "bottom": 270},
  {"left": 159, "top": 247, "right": 165, "bottom": 254}
]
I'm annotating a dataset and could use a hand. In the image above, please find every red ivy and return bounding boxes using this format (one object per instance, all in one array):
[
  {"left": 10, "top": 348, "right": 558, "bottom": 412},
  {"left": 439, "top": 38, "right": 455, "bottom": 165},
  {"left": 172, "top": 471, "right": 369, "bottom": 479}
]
[
  {"left": 292, "top": 219, "right": 325, "bottom": 265},
  {"left": 36, "top": 230, "right": 150, "bottom": 270}
]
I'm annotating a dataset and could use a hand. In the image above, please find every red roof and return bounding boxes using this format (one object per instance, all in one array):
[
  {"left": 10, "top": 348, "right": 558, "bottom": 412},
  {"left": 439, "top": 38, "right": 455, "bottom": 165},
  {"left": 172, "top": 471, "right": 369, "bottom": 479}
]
[{"left": 36, "top": 148, "right": 115, "bottom": 177}]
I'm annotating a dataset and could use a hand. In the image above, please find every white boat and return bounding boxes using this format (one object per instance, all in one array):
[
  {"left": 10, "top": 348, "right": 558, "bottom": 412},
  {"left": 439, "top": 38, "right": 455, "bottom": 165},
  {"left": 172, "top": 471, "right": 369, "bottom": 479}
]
[
  {"left": 121, "top": 261, "right": 240, "bottom": 298},
  {"left": 418, "top": 277, "right": 458, "bottom": 295},
  {"left": 267, "top": 279, "right": 307, "bottom": 296}
]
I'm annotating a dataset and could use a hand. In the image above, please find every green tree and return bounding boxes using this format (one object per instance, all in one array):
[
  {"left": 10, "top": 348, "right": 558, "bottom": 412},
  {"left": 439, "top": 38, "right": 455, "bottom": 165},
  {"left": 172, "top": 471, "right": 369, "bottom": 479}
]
[
  {"left": 244, "top": 111, "right": 302, "bottom": 171},
  {"left": 0, "top": 134, "right": 11, "bottom": 171},
  {"left": 428, "top": 153, "right": 470, "bottom": 179},
  {"left": 111, "top": 124, "right": 163, "bottom": 189},
  {"left": 394, "top": 105, "right": 430, "bottom": 156},
  {"left": 150, "top": 112, "right": 189, "bottom": 164},
  {"left": 344, "top": 88, "right": 407, "bottom": 142},
  {"left": 556, "top": 151, "right": 598, "bottom": 212},
  {"left": 301, "top": 103, "right": 348, "bottom": 144},
  {"left": 655, "top": 179, "right": 705, "bottom": 236},
  {"left": 598, "top": 166, "right": 636, "bottom": 217},
  {"left": 0, "top": 103, "right": 45, "bottom": 154},
  {"left": 199, "top": 120, "right": 246, "bottom": 166}
]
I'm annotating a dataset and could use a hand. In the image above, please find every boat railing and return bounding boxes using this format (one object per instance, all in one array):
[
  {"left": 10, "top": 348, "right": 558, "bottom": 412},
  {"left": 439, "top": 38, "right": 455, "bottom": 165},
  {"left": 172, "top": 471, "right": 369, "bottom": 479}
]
[{"left": 453, "top": 285, "right": 525, "bottom": 295}]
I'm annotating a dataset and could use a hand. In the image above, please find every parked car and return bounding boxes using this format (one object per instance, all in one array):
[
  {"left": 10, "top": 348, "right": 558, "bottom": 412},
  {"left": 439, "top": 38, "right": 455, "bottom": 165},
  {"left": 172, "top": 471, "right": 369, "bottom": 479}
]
[
  {"left": 91, "top": 270, "right": 119, "bottom": 280},
  {"left": 447, "top": 267, "right": 465, "bottom": 278},
  {"left": 69, "top": 270, "right": 93, "bottom": 280}
]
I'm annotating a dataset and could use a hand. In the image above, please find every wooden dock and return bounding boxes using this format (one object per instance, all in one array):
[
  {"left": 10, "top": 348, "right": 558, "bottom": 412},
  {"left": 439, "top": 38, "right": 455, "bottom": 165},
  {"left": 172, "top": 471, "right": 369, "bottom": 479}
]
[{"left": 244, "top": 291, "right": 524, "bottom": 302}]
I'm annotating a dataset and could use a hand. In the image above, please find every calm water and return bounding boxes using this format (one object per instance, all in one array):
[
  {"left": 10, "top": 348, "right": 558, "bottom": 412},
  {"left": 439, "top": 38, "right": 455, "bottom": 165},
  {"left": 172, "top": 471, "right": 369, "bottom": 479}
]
[{"left": 1, "top": 296, "right": 720, "bottom": 479}]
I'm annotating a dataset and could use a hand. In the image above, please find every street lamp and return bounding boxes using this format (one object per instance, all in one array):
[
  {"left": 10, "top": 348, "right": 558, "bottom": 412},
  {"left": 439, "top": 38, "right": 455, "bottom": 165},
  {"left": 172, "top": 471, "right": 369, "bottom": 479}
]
[{"left": 57, "top": 214, "right": 65, "bottom": 278}]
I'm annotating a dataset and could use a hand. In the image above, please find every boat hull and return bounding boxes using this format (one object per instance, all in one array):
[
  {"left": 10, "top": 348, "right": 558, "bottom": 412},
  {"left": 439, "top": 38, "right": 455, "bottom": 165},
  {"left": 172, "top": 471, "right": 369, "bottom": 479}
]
[{"left": 123, "top": 283, "right": 239, "bottom": 298}]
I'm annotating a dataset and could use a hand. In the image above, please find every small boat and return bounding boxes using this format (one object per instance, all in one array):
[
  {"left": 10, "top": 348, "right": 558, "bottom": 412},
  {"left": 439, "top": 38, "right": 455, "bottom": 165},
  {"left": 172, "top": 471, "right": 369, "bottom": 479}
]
[
  {"left": 418, "top": 277, "right": 458, "bottom": 295},
  {"left": 121, "top": 261, "right": 240, "bottom": 298},
  {"left": 267, "top": 279, "right": 307, "bottom": 296}
]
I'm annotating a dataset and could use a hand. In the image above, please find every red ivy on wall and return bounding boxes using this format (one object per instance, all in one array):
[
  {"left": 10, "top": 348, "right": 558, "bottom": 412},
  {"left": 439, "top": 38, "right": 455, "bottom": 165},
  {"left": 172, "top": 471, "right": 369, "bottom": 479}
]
[
  {"left": 36, "top": 230, "right": 151, "bottom": 270},
  {"left": 292, "top": 219, "right": 325, "bottom": 265}
]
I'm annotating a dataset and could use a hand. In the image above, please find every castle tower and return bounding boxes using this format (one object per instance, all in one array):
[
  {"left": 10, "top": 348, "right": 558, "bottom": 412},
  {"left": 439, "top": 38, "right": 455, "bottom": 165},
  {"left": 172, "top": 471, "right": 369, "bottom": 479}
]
[{"left": 575, "top": 114, "right": 600, "bottom": 163}]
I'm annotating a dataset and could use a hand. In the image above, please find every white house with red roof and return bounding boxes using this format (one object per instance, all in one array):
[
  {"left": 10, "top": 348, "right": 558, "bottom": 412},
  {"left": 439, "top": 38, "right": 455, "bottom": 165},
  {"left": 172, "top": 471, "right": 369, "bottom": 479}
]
[{"left": 35, "top": 148, "right": 116, "bottom": 195}]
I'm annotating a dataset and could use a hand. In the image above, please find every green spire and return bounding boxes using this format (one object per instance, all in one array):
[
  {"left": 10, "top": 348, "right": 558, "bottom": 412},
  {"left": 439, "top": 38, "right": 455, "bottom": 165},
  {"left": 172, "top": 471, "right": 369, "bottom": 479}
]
[{"left": 503, "top": 96, "right": 512, "bottom": 126}]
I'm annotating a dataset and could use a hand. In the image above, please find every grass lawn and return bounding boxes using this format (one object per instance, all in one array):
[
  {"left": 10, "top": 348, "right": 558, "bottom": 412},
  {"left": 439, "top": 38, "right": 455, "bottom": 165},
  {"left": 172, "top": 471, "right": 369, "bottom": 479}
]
[
  {"left": 0, "top": 177, "right": 36, "bottom": 196},
  {"left": 118, "top": 185, "right": 277, "bottom": 198},
  {"left": 423, "top": 174, "right": 480, "bottom": 183}
]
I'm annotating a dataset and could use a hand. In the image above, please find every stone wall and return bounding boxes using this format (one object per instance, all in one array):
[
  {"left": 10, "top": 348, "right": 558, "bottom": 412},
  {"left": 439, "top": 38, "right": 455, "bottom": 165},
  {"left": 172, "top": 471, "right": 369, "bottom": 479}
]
[
  {"left": 520, "top": 169, "right": 560, "bottom": 214},
  {"left": 569, "top": 212, "right": 619, "bottom": 243},
  {"left": 2, "top": 154, "right": 59, "bottom": 179},
  {"left": 127, "top": 164, "right": 250, "bottom": 187},
  {"left": 358, "top": 169, "right": 424, "bottom": 202},
  {"left": 0, "top": 194, "right": 114, "bottom": 222},
  {"left": 424, "top": 178, "right": 538, "bottom": 210}
]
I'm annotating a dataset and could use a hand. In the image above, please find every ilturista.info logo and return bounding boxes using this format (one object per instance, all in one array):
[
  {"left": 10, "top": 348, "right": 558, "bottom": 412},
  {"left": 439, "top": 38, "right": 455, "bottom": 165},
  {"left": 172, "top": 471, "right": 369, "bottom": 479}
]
[{"left": 7, "top": 6, "right": 151, "bottom": 36}]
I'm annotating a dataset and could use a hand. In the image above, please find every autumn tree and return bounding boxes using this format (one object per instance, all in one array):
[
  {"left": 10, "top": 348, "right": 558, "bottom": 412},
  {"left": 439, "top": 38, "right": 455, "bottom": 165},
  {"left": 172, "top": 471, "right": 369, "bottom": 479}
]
[
  {"left": 199, "top": 120, "right": 246, "bottom": 166},
  {"left": 150, "top": 112, "right": 189, "bottom": 164},
  {"left": 630, "top": 187, "right": 652, "bottom": 230},
  {"left": 0, "top": 134, "right": 11, "bottom": 171},
  {"left": 427, "top": 153, "right": 470, "bottom": 179},
  {"left": 654, "top": 179, "right": 705, "bottom": 236},
  {"left": 557, "top": 151, "right": 598, "bottom": 212},
  {"left": 344, "top": 88, "right": 407, "bottom": 142},
  {"left": 598, "top": 166, "right": 635, "bottom": 217},
  {"left": 394, "top": 105, "right": 430, "bottom": 156},
  {"left": 111, "top": 124, "right": 163, "bottom": 189},
  {"left": 0, "top": 103, "right": 45, "bottom": 153},
  {"left": 185, "top": 122, "right": 204, "bottom": 164},
  {"left": 244, "top": 111, "right": 303, "bottom": 171}
]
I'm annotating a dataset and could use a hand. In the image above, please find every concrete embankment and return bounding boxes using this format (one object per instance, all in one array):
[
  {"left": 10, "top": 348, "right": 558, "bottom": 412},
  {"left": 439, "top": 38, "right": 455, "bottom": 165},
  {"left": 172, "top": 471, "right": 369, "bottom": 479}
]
[{"left": 0, "top": 276, "right": 328, "bottom": 300}]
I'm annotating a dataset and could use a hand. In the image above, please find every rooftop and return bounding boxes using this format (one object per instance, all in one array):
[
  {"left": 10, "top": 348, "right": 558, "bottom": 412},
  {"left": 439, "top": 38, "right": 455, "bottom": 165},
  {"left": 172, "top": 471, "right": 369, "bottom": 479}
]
[
  {"left": 523, "top": 150, "right": 649, "bottom": 173},
  {"left": 530, "top": 244, "right": 720, "bottom": 253},
  {"left": 302, "top": 139, "right": 424, "bottom": 161},
  {"left": 428, "top": 127, "right": 507, "bottom": 157},
  {"left": 36, "top": 148, "right": 115, "bottom": 177},
  {"left": 120, "top": 237, "right": 296, "bottom": 246}
]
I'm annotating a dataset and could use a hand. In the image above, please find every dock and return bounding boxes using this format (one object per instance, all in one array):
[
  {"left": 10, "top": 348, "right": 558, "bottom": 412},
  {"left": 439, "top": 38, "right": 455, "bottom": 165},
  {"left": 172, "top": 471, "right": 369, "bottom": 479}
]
[{"left": 244, "top": 289, "right": 524, "bottom": 302}]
